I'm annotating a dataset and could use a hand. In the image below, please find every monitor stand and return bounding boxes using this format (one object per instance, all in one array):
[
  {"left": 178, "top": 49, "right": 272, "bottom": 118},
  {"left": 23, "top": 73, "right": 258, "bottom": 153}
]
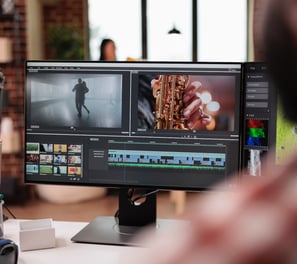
[{"left": 71, "top": 188, "right": 183, "bottom": 246}]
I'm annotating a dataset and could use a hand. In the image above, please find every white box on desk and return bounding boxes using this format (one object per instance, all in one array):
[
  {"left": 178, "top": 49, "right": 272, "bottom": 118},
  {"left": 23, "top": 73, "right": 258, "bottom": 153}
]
[{"left": 19, "top": 218, "right": 56, "bottom": 251}]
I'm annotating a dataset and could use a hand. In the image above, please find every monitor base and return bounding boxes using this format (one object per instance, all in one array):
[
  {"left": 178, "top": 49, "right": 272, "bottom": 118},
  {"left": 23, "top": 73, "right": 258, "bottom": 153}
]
[{"left": 71, "top": 216, "right": 186, "bottom": 246}]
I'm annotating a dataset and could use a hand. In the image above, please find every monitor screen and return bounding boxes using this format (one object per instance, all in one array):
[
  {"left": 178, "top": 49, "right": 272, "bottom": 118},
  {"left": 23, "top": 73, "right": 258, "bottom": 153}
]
[{"left": 25, "top": 61, "right": 242, "bottom": 190}]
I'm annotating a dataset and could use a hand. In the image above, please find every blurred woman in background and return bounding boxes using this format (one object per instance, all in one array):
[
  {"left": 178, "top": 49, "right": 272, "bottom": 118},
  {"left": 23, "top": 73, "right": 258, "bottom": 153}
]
[{"left": 99, "top": 38, "right": 116, "bottom": 61}]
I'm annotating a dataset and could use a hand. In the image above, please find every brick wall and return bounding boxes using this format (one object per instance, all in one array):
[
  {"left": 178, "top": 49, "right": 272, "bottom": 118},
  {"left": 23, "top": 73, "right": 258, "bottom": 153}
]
[
  {"left": 0, "top": 0, "right": 26, "bottom": 182},
  {"left": 0, "top": 0, "right": 86, "bottom": 201},
  {"left": 42, "top": 0, "right": 88, "bottom": 59}
]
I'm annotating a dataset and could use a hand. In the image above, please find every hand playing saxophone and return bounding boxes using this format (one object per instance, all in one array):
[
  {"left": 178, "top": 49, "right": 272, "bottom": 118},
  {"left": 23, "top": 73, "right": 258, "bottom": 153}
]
[
  {"left": 151, "top": 77, "right": 211, "bottom": 130},
  {"left": 182, "top": 81, "right": 211, "bottom": 130}
]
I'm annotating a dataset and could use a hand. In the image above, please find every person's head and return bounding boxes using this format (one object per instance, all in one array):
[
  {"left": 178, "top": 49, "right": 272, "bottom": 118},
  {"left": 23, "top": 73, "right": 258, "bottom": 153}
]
[
  {"left": 78, "top": 78, "right": 82, "bottom": 83},
  {"left": 99, "top": 38, "right": 116, "bottom": 61},
  {"left": 263, "top": 0, "right": 297, "bottom": 122}
]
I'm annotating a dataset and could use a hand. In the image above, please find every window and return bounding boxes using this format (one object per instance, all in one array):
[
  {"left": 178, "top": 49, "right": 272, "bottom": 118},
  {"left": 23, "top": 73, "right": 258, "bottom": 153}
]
[
  {"left": 88, "top": 0, "right": 141, "bottom": 61},
  {"left": 147, "top": 0, "right": 192, "bottom": 61},
  {"left": 197, "top": 0, "right": 247, "bottom": 61},
  {"left": 88, "top": 0, "right": 247, "bottom": 62}
]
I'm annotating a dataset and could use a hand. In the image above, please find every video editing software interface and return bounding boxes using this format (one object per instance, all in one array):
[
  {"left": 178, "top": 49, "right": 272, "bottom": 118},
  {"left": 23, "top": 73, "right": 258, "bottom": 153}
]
[{"left": 25, "top": 61, "right": 242, "bottom": 190}]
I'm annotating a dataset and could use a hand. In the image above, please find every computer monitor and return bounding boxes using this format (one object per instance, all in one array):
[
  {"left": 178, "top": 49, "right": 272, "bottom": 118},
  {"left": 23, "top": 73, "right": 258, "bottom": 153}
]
[{"left": 25, "top": 61, "right": 243, "bottom": 245}]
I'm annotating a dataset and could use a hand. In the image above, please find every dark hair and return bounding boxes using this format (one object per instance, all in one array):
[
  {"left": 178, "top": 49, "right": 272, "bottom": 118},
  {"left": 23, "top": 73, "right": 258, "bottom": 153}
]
[
  {"left": 264, "top": 0, "right": 297, "bottom": 122},
  {"left": 99, "top": 38, "right": 115, "bottom": 61}
]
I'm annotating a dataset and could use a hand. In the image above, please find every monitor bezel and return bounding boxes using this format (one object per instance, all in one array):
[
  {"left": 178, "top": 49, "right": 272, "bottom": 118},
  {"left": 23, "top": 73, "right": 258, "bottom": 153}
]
[{"left": 24, "top": 60, "right": 243, "bottom": 191}]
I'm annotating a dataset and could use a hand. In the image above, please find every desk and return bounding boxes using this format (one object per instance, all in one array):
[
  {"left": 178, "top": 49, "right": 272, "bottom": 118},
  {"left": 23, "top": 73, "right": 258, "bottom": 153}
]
[{"left": 4, "top": 219, "right": 146, "bottom": 264}]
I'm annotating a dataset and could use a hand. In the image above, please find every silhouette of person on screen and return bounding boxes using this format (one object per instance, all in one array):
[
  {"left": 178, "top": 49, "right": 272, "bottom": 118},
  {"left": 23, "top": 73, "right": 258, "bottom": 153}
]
[
  {"left": 81, "top": 81, "right": 90, "bottom": 114},
  {"left": 72, "top": 78, "right": 89, "bottom": 117},
  {"left": 122, "top": 0, "right": 297, "bottom": 263}
]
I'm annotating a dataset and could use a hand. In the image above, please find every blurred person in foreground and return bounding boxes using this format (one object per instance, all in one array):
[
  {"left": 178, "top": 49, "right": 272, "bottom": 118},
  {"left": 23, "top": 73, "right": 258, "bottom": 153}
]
[{"left": 123, "top": 0, "right": 297, "bottom": 263}]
